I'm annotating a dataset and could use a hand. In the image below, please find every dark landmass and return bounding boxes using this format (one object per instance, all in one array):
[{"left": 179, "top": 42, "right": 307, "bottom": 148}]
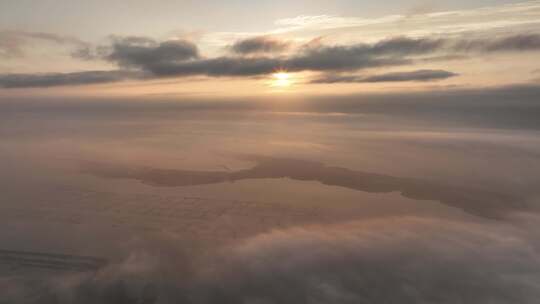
[{"left": 81, "top": 156, "right": 526, "bottom": 219}]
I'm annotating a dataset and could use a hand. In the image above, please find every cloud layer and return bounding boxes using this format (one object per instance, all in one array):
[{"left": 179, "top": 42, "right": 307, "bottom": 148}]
[
  {"left": 2, "top": 33, "right": 540, "bottom": 88},
  {"left": 4, "top": 216, "right": 540, "bottom": 303}
]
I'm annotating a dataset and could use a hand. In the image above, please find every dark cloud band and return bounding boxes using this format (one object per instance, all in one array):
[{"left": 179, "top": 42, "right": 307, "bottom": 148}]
[
  {"left": 311, "top": 69, "right": 458, "bottom": 83},
  {"left": 0, "top": 70, "right": 141, "bottom": 88},
  {"left": 230, "top": 36, "right": 291, "bottom": 54},
  {"left": 105, "top": 36, "right": 200, "bottom": 68},
  {"left": 2, "top": 33, "right": 540, "bottom": 88}
]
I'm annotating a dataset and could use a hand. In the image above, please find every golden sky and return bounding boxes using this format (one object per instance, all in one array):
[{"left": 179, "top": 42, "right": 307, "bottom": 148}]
[{"left": 1, "top": 0, "right": 540, "bottom": 99}]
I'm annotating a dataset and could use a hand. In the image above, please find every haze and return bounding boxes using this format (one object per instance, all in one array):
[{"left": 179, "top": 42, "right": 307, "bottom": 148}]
[{"left": 1, "top": 1, "right": 540, "bottom": 303}]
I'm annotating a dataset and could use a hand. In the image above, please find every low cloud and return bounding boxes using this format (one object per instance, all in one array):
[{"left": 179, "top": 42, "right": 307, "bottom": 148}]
[
  {"left": 230, "top": 36, "right": 291, "bottom": 54},
  {"left": 4, "top": 216, "right": 540, "bottom": 303},
  {"left": 311, "top": 69, "right": 458, "bottom": 83},
  {"left": 200, "top": 216, "right": 540, "bottom": 304},
  {"left": 2, "top": 82, "right": 539, "bottom": 129}
]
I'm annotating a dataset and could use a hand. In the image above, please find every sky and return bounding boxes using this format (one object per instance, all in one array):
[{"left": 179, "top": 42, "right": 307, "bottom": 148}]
[
  {"left": 1, "top": 0, "right": 540, "bottom": 100},
  {"left": 0, "top": 0, "right": 521, "bottom": 36}
]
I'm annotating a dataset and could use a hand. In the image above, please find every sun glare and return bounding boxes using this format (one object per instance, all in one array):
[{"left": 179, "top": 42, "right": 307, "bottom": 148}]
[{"left": 271, "top": 72, "right": 292, "bottom": 87}]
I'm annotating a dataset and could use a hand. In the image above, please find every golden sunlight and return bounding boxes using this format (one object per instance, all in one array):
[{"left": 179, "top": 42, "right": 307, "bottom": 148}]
[{"left": 271, "top": 71, "right": 293, "bottom": 87}]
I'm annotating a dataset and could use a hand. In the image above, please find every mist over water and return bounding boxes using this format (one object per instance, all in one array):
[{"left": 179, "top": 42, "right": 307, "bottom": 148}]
[{"left": 1, "top": 98, "right": 540, "bottom": 303}]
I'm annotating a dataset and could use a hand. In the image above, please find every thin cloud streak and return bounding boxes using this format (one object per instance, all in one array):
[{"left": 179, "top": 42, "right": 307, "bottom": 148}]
[
  {"left": 0, "top": 70, "right": 142, "bottom": 88},
  {"left": 271, "top": 1, "right": 540, "bottom": 36},
  {"left": 311, "top": 69, "right": 458, "bottom": 83},
  {"left": 0, "top": 30, "right": 89, "bottom": 58}
]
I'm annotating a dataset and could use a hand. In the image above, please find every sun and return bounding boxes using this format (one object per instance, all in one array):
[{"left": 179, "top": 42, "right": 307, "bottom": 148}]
[{"left": 271, "top": 71, "right": 293, "bottom": 87}]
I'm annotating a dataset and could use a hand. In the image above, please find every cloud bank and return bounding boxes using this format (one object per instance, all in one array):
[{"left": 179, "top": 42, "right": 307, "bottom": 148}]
[
  {"left": 4, "top": 216, "right": 540, "bottom": 303},
  {"left": 2, "top": 33, "right": 540, "bottom": 88}
]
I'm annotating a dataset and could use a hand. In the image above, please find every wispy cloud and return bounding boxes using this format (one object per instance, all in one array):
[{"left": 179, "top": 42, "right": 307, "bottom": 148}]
[
  {"left": 0, "top": 30, "right": 88, "bottom": 58},
  {"left": 271, "top": 1, "right": 540, "bottom": 39}
]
